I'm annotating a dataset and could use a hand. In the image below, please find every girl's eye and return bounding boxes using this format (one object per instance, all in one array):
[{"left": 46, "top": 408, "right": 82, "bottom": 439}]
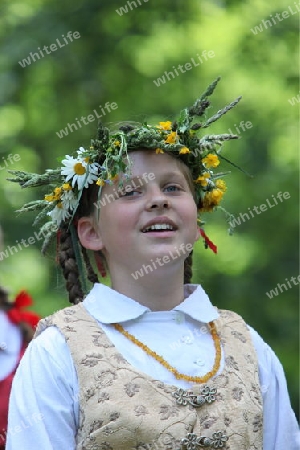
[
  {"left": 121, "top": 190, "right": 141, "bottom": 197},
  {"left": 164, "top": 185, "right": 181, "bottom": 192}
]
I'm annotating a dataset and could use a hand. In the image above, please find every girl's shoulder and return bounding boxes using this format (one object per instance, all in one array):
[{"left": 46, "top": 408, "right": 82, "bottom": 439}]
[
  {"left": 34, "top": 302, "right": 94, "bottom": 340},
  {"left": 22, "top": 321, "right": 77, "bottom": 386}
]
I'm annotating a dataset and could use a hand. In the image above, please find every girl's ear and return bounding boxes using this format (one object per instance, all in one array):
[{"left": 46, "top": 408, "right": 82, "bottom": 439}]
[{"left": 77, "top": 216, "right": 104, "bottom": 251}]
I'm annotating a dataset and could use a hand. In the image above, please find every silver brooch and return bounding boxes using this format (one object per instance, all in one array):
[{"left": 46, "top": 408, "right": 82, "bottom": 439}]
[
  {"left": 181, "top": 431, "right": 228, "bottom": 448},
  {"left": 172, "top": 386, "right": 217, "bottom": 408}
]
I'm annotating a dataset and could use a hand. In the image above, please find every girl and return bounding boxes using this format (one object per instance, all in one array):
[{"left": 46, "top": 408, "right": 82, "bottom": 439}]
[{"left": 7, "top": 78, "right": 299, "bottom": 449}]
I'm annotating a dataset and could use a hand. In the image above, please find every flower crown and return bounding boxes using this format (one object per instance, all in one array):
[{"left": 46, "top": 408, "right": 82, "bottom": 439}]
[{"left": 8, "top": 77, "right": 242, "bottom": 254}]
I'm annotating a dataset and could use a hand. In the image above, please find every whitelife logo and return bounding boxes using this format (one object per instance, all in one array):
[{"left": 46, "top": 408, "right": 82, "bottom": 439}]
[
  {"left": 153, "top": 50, "right": 215, "bottom": 87},
  {"left": 227, "top": 120, "right": 253, "bottom": 135},
  {"left": 266, "top": 275, "right": 300, "bottom": 299},
  {"left": 55, "top": 102, "right": 118, "bottom": 139},
  {"left": 131, "top": 243, "right": 193, "bottom": 280},
  {"left": 93, "top": 172, "right": 155, "bottom": 209},
  {"left": 228, "top": 191, "right": 291, "bottom": 229},
  {"left": 250, "top": 2, "right": 300, "bottom": 34},
  {"left": 190, "top": 120, "right": 253, "bottom": 158},
  {"left": 288, "top": 91, "right": 300, "bottom": 106},
  {"left": 0, "top": 153, "right": 21, "bottom": 171},
  {"left": 1, "top": 413, "right": 43, "bottom": 444},
  {"left": 18, "top": 31, "right": 81, "bottom": 68},
  {"left": 0, "top": 229, "right": 50, "bottom": 261},
  {"left": 116, "top": 0, "right": 149, "bottom": 16}
]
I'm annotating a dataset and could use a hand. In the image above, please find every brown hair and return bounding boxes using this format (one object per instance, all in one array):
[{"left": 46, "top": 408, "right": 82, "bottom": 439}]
[{"left": 58, "top": 150, "right": 196, "bottom": 304}]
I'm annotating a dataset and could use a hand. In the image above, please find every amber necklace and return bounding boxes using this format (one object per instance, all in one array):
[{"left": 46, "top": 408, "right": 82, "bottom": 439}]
[{"left": 113, "top": 321, "right": 221, "bottom": 383}]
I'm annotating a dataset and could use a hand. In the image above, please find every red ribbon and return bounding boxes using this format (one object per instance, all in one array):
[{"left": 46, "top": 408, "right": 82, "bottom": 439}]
[
  {"left": 6, "top": 290, "right": 40, "bottom": 329},
  {"left": 199, "top": 228, "right": 217, "bottom": 254},
  {"left": 94, "top": 252, "right": 107, "bottom": 278}
]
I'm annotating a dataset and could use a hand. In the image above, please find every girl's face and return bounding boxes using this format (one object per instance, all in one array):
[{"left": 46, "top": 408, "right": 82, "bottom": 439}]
[{"left": 78, "top": 150, "right": 199, "bottom": 275}]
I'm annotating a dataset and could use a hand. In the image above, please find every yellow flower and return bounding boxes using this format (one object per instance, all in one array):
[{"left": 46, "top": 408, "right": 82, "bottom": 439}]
[
  {"left": 165, "top": 131, "right": 177, "bottom": 144},
  {"left": 96, "top": 179, "right": 105, "bottom": 186},
  {"left": 215, "top": 179, "right": 226, "bottom": 192},
  {"left": 202, "top": 154, "right": 220, "bottom": 168},
  {"left": 202, "top": 188, "right": 224, "bottom": 211},
  {"left": 159, "top": 121, "right": 172, "bottom": 131},
  {"left": 45, "top": 187, "right": 62, "bottom": 202},
  {"left": 114, "top": 140, "right": 120, "bottom": 147},
  {"left": 155, "top": 148, "right": 164, "bottom": 154},
  {"left": 194, "top": 173, "right": 211, "bottom": 186},
  {"left": 210, "top": 188, "right": 224, "bottom": 203},
  {"left": 44, "top": 194, "right": 55, "bottom": 202},
  {"left": 62, "top": 183, "right": 72, "bottom": 191},
  {"left": 54, "top": 187, "right": 62, "bottom": 197},
  {"left": 179, "top": 147, "right": 190, "bottom": 155}
]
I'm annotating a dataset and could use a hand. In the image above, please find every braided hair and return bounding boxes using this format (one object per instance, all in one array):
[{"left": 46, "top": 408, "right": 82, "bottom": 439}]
[
  {"left": 58, "top": 224, "right": 85, "bottom": 304},
  {"left": 184, "top": 252, "right": 193, "bottom": 284}
]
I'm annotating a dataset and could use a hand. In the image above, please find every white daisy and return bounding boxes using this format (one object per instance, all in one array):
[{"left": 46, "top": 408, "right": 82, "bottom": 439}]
[
  {"left": 77, "top": 146, "right": 88, "bottom": 157},
  {"left": 47, "top": 204, "right": 71, "bottom": 226},
  {"left": 61, "top": 155, "right": 100, "bottom": 191},
  {"left": 61, "top": 189, "right": 78, "bottom": 211}
]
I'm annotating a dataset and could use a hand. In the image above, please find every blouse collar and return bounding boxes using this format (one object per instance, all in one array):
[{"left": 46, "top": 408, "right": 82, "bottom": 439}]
[{"left": 83, "top": 283, "right": 219, "bottom": 324}]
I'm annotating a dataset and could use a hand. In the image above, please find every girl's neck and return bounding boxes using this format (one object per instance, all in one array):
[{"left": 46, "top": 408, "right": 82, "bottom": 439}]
[{"left": 110, "top": 268, "right": 185, "bottom": 311}]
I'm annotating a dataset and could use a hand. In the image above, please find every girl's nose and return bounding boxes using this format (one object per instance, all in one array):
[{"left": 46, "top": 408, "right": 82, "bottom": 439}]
[{"left": 145, "top": 188, "right": 171, "bottom": 211}]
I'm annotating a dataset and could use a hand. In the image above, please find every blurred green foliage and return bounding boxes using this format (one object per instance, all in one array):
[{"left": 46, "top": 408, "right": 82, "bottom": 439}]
[{"left": 0, "top": 0, "right": 299, "bottom": 417}]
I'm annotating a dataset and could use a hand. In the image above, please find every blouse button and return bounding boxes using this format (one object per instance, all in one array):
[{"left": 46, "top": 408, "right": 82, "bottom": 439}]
[
  {"left": 194, "top": 358, "right": 205, "bottom": 367},
  {"left": 180, "top": 334, "right": 194, "bottom": 344}
]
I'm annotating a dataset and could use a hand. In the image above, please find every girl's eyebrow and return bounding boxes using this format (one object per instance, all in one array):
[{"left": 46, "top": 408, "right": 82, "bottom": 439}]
[
  {"left": 136, "top": 171, "right": 184, "bottom": 180},
  {"left": 158, "top": 170, "right": 187, "bottom": 181},
  {"left": 160, "top": 170, "right": 184, "bottom": 177},
  {"left": 122, "top": 171, "right": 184, "bottom": 183}
]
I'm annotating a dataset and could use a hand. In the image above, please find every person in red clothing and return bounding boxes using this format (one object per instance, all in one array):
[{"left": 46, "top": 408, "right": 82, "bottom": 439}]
[{"left": 0, "top": 227, "right": 40, "bottom": 450}]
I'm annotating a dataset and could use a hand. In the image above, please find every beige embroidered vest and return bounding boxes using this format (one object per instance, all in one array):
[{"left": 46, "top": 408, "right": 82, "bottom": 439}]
[{"left": 36, "top": 305, "right": 263, "bottom": 450}]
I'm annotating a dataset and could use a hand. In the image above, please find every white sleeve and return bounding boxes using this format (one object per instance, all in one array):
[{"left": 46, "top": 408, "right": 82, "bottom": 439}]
[
  {"left": 6, "top": 326, "right": 79, "bottom": 450},
  {"left": 248, "top": 326, "right": 300, "bottom": 450}
]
